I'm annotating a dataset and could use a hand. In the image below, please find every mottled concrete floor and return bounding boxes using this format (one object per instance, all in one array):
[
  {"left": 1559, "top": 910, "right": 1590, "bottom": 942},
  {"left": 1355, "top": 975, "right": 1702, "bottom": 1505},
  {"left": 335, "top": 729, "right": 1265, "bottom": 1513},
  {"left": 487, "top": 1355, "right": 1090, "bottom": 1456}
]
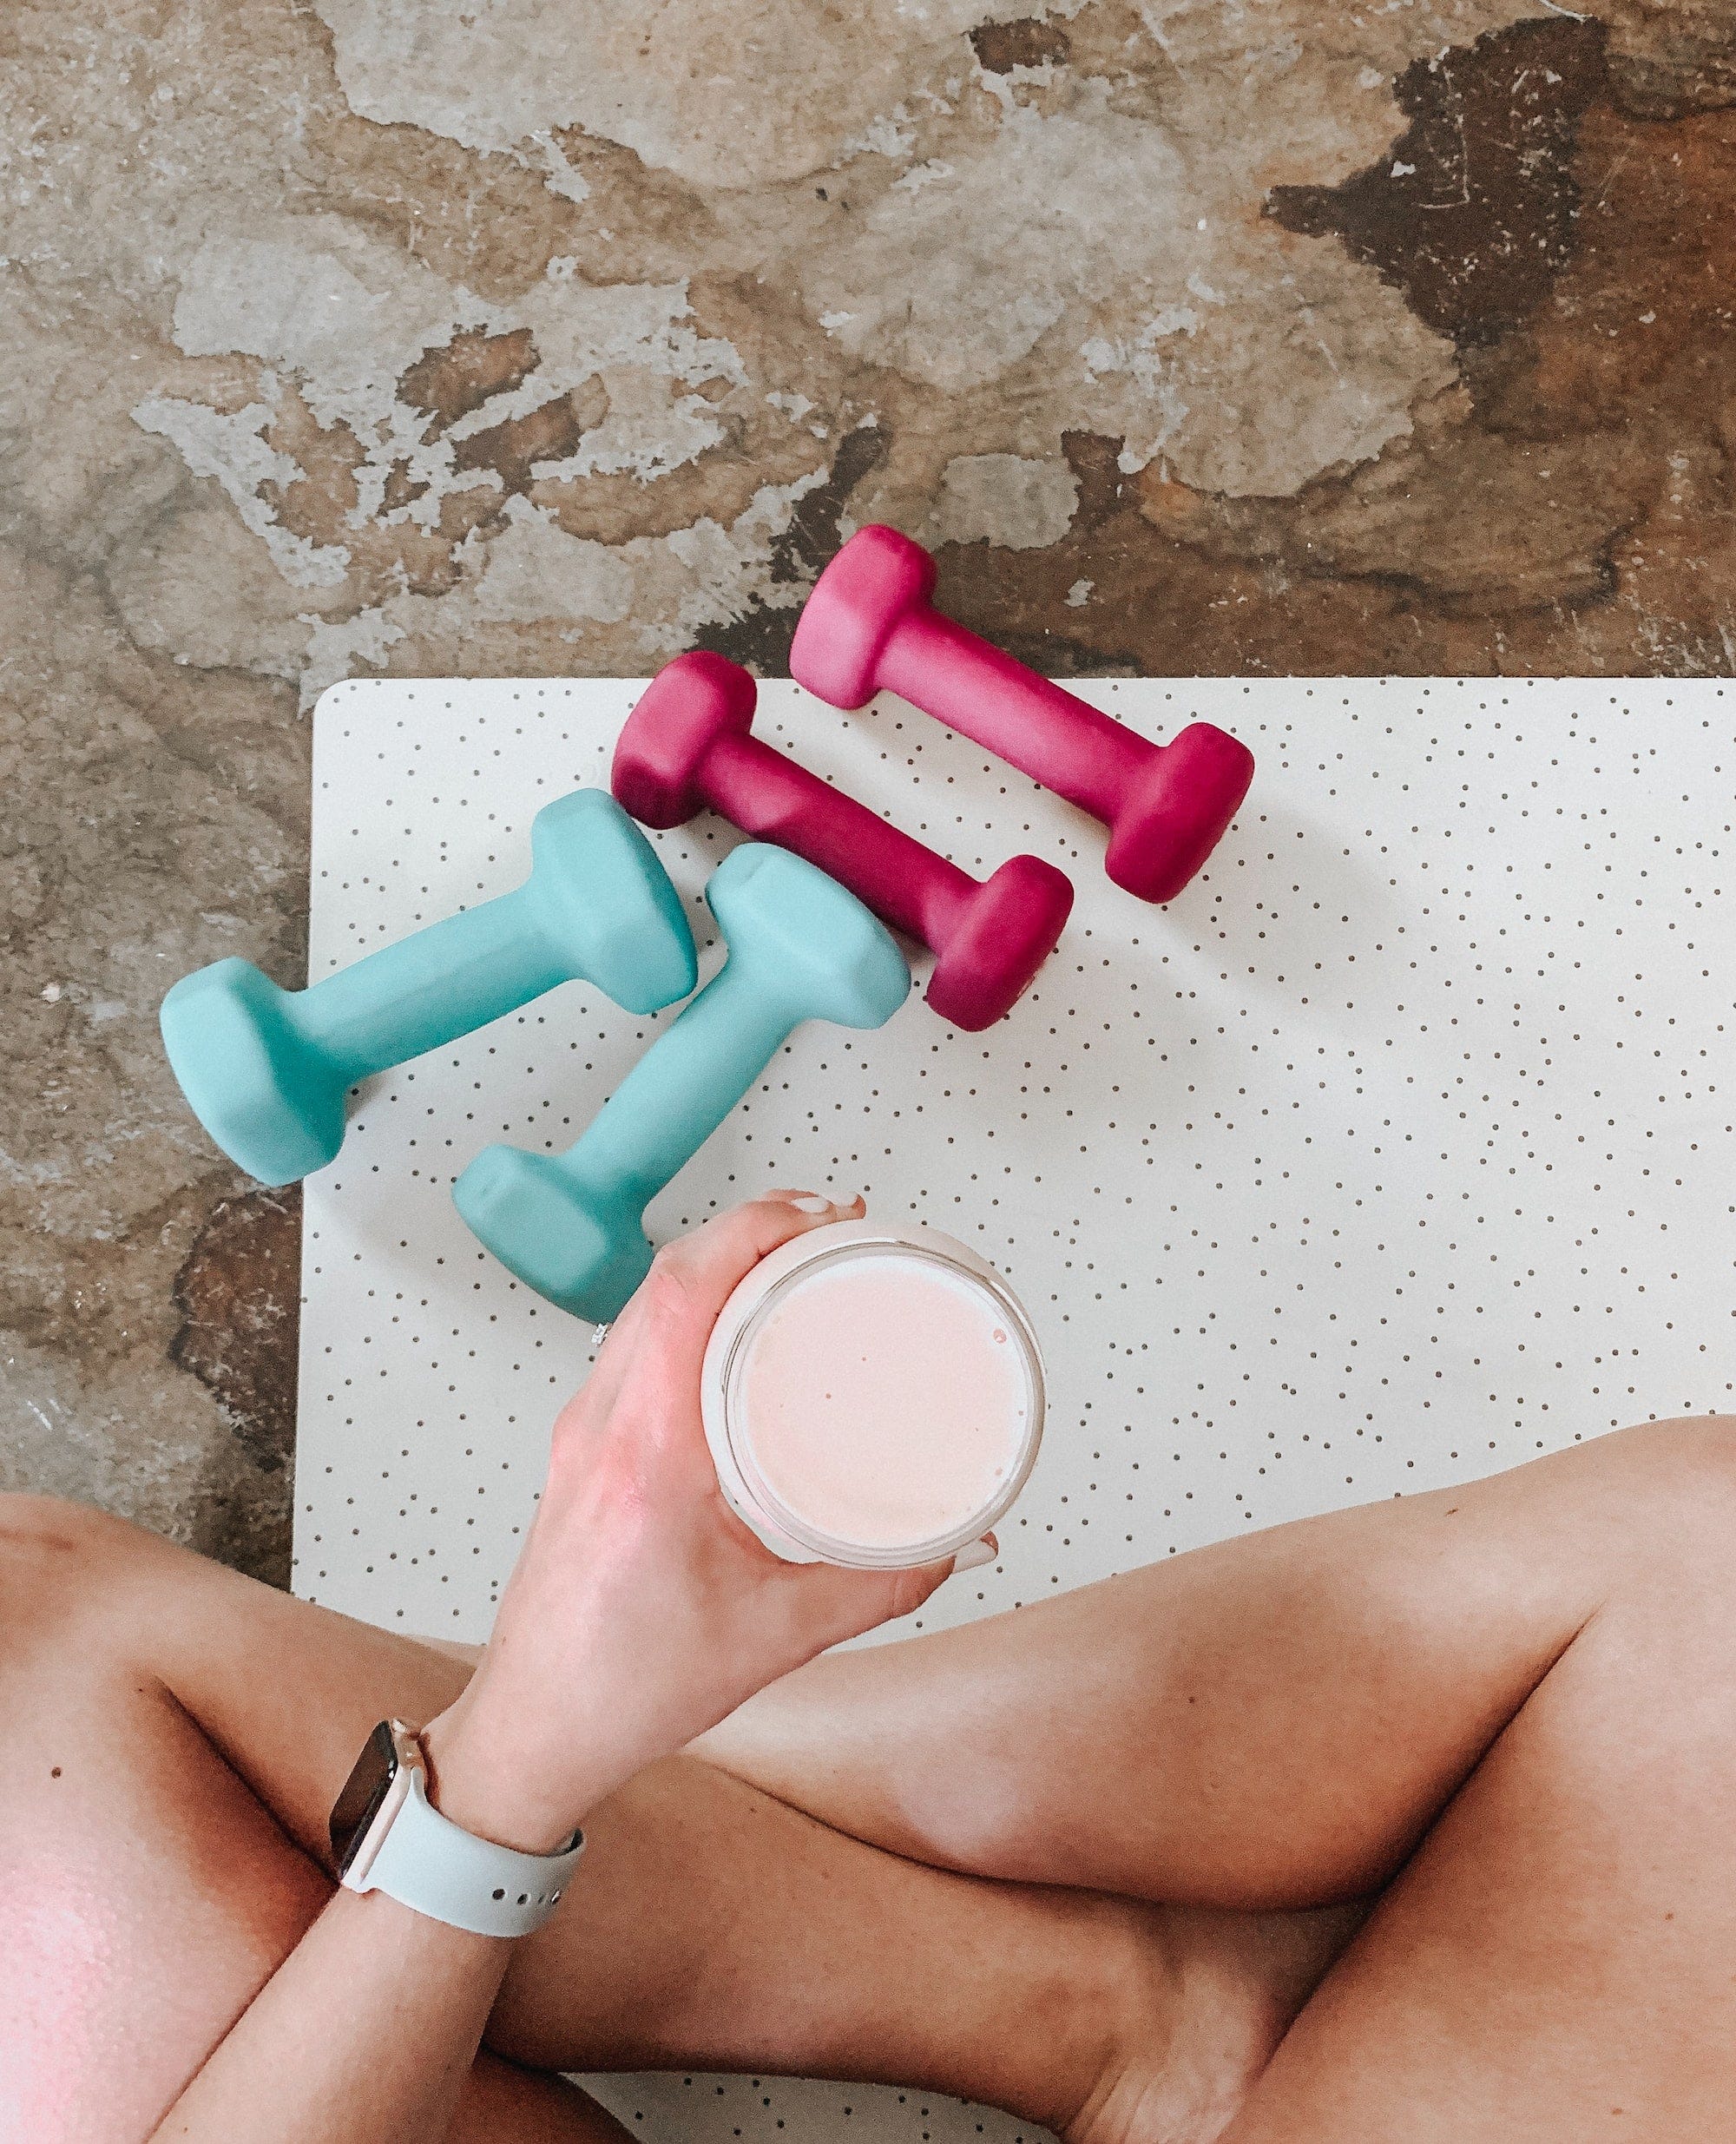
[{"left": 3, "top": 1, "right": 1733, "bottom": 1586}]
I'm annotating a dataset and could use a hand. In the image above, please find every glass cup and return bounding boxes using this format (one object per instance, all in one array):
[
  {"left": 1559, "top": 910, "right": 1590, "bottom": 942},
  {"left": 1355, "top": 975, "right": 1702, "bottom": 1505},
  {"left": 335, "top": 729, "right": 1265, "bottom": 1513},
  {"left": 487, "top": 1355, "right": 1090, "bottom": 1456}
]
[{"left": 700, "top": 1219, "right": 1045, "bottom": 1569}]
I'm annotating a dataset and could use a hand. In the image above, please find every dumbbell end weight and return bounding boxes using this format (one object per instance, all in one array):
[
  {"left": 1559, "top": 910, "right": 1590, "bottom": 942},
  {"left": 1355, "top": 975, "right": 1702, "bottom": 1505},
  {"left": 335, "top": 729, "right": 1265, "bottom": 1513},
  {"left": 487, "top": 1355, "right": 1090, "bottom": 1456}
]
[
  {"left": 714, "top": 842, "right": 912, "bottom": 1033},
  {"left": 612, "top": 652, "right": 757, "bottom": 828},
  {"left": 1106, "top": 720, "right": 1255, "bottom": 904},
  {"left": 926, "top": 855, "right": 1075, "bottom": 1031},
  {"left": 161, "top": 957, "right": 343, "bottom": 1187},
  {"left": 528, "top": 787, "right": 699, "bottom": 1016},
  {"left": 453, "top": 1146, "right": 650, "bottom": 1325},
  {"left": 790, "top": 523, "right": 937, "bottom": 710}
]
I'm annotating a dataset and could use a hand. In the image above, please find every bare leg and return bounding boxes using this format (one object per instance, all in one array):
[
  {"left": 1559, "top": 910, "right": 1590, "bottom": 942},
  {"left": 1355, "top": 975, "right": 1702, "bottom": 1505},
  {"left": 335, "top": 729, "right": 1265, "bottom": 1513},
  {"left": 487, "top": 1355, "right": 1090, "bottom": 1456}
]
[
  {"left": 23, "top": 1417, "right": 1736, "bottom": 2141},
  {"left": 695, "top": 1421, "right": 1730, "bottom": 1905},
  {"left": 272, "top": 1651, "right": 1210, "bottom": 2117},
  {"left": 687, "top": 1419, "right": 1736, "bottom": 2139},
  {"left": 9, "top": 1496, "right": 1279, "bottom": 2142},
  {"left": 498, "top": 1753, "right": 1158, "bottom": 2121},
  {"left": 1217, "top": 1528, "right": 1736, "bottom": 2140},
  {"left": 0, "top": 1501, "right": 628, "bottom": 2144}
]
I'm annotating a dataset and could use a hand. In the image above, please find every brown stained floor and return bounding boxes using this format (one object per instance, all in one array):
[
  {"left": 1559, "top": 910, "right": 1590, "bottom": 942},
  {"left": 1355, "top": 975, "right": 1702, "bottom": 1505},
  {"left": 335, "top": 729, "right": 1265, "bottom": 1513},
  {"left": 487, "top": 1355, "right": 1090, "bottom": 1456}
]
[{"left": 2, "top": 3, "right": 1733, "bottom": 1585}]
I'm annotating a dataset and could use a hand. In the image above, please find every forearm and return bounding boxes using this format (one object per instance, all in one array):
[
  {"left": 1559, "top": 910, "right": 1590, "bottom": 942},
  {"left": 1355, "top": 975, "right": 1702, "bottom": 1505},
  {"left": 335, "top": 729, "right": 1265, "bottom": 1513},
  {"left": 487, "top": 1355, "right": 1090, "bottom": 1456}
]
[
  {"left": 135, "top": 1190, "right": 957, "bottom": 2136},
  {"left": 148, "top": 1883, "right": 508, "bottom": 2143},
  {"left": 145, "top": 1721, "right": 591, "bottom": 2143}
]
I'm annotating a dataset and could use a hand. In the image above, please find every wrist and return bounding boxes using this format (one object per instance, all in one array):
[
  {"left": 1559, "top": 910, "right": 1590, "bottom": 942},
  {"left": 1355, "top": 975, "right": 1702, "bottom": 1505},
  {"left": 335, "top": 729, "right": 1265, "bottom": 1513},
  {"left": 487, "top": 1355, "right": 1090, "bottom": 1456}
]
[
  {"left": 419, "top": 1706, "right": 596, "bottom": 1857},
  {"left": 416, "top": 1689, "right": 634, "bottom": 1860}
]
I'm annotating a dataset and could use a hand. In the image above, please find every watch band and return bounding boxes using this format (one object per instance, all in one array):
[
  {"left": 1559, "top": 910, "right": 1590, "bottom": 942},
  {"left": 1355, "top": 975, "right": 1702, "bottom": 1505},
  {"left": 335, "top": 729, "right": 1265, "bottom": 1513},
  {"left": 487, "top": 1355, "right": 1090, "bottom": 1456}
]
[{"left": 345, "top": 1760, "right": 585, "bottom": 1938}]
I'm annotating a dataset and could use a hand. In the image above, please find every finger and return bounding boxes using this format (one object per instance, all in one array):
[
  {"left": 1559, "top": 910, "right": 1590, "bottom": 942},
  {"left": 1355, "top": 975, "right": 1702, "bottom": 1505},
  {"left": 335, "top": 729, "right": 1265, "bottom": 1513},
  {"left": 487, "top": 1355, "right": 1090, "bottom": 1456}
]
[
  {"left": 569, "top": 1193, "right": 864, "bottom": 1448},
  {"left": 764, "top": 1185, "right": 867, "bottom": 1218},
  {"left": 636, "top": 1190, "right": 865, "bottom": 1354},
  {"left": 952, "top": 1532, "right": 998, "bottom": 1574}
]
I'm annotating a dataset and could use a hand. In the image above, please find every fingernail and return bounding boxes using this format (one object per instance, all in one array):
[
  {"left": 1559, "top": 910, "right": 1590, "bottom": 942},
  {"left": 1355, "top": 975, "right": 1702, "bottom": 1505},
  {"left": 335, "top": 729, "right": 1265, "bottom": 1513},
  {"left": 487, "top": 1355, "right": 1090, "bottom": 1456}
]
[
  {"left": 788, "top": 1194, "right": 835, "bottom": 1214},
  {"left": 951, "top": 1535, "right": 997, "bottom": 1574}
]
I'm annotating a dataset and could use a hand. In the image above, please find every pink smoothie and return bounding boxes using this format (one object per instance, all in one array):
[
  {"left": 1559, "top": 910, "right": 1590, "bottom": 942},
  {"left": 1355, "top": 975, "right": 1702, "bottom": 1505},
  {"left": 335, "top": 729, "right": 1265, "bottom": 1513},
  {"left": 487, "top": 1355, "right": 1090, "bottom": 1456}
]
[{"left": 735, "top": 1252, "right": 1033, "bottom": 1550}]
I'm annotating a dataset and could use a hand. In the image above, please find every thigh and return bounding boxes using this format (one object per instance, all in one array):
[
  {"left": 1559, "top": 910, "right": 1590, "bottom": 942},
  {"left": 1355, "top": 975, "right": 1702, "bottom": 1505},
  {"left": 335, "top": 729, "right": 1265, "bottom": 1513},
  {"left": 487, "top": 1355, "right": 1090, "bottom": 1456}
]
[
  {"left": 456, "top": 2063, "right": 633, "bottom": 2144},
  {"left": 698, "top": 1420, "right": 1736, "bottom": 1909},
  {"left": 12, "top": 1496, "right": 1141, "bottom": 2133},
  {"left": 0, "top": 1516, "right": 616, "bottom": 2144},
  {"left": 1222, "top": 1562, "right": 1736, "bottom": 2141}
]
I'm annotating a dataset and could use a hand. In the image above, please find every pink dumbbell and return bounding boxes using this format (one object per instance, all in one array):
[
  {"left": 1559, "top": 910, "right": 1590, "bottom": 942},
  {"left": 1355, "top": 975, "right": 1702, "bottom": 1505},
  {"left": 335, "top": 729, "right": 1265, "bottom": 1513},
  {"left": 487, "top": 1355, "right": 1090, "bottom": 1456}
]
[
  {"left": 613, "top": 652, "right": 1074, "bottom": 1032},
  {"left": 790, "top": 525, "right": 1254, "bottom": 904}
]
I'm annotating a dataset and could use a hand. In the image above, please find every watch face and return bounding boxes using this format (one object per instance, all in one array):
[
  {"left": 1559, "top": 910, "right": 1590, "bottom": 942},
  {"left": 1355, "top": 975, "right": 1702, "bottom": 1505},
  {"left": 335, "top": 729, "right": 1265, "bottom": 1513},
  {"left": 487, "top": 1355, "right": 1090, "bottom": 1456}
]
[{"left": 328, "top": 1720, "right": 400, "bottom": 1877}]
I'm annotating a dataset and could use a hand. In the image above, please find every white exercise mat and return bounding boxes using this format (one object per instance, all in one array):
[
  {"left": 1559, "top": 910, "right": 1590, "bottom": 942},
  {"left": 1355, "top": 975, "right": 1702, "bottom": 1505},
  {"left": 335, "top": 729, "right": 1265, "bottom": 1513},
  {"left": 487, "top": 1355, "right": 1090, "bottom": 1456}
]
[{"left": 299, "top": 675, "right": 1733, "bottom": 2144}]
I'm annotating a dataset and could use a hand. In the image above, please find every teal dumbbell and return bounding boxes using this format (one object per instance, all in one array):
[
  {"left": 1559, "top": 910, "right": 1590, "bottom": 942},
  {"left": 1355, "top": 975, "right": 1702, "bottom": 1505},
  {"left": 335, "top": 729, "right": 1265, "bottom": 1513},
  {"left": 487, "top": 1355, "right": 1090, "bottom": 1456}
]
[
  {"left": 453, "top": 844, "right": 911, "bottom": 1322},
  {"left": 160, "top": 789, "right": 697, "bottom": 1187}
]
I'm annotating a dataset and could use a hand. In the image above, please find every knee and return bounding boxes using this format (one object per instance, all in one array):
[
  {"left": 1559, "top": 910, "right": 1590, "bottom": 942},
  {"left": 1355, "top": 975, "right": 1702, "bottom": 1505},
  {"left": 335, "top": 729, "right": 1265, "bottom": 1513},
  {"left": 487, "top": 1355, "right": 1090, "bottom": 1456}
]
[
  {"left": 0, "top": 1492, "right": 156, "bottom": 1619},
  {"left": 1574, "top": 1416, "right": 1736, "bottom": 1573},
  {"left": 1600, "top": 1414, "right": 1736, "bottom": 1491},
  {"left": 0, "top": 1490, "right": 107, "bottom": 1554}
]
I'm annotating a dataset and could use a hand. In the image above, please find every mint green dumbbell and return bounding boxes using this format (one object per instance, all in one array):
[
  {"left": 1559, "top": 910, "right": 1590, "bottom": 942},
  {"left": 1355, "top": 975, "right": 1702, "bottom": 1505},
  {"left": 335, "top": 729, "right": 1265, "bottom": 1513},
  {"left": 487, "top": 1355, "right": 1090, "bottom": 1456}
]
[
  {"left": 453, "top": 844, "right": 911, "bottom": 1322},
  {"left": 160, "top": 789, "right": 697, "bottom": 1188}
]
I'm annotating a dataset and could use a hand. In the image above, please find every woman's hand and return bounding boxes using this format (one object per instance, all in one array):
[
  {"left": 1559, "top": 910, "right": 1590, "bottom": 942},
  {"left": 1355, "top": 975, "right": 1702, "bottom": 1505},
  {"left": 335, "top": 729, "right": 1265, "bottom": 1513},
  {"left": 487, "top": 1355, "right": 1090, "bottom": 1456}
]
[{"left": 421, "top": 1194, "right": 957, "bottom": 1852}]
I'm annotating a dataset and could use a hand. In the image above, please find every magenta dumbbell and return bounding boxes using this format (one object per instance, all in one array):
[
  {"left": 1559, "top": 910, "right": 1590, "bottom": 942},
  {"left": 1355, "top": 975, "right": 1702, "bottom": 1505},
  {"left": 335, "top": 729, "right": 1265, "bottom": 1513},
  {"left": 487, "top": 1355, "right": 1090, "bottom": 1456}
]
[
  {"left": 790, "top": 525, "right": 1254, "bottom": 904},
  {"left": 613, "top": 652, "right": 1073, "bottom": 1032}
]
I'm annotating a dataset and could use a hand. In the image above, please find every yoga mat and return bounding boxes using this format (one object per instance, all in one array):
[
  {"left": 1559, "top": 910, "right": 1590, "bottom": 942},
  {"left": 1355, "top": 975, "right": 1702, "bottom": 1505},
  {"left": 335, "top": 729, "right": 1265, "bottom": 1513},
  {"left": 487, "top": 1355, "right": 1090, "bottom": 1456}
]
[{"left": 300, "top": 674, "right": 1733, "bottom": 2144}]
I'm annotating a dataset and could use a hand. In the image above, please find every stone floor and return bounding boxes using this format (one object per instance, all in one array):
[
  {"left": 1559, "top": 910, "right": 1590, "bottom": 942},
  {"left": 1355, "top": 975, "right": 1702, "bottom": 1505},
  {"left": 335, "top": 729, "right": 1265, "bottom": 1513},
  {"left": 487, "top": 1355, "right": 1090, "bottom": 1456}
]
[{"left": 3, "top": 0, "right": 1733, "bottom": 1587}]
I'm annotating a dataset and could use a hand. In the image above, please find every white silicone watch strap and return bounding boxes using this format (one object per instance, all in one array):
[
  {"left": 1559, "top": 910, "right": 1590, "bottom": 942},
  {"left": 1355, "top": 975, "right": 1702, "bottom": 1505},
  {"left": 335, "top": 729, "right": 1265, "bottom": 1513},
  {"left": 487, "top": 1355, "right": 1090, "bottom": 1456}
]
[{"left": 346, "top": 1766, "right": 584, "bottom": 1937}]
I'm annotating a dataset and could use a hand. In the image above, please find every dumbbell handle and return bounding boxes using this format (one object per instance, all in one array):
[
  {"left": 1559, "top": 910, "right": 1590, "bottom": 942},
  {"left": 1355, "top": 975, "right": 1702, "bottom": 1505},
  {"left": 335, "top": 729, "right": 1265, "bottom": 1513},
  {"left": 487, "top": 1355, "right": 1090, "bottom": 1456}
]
[
  {"left": 875, "top": 609, "right": 1145, "bottom": 827},
  {"left": 697, "top": 732, "right": 977, "bottom": 952},
  {"left": 293, "top": 887, "right": 565, "bottom": 1082},
  {"left": 551, "top": 957, "right": 792, "bottom": 1211}
]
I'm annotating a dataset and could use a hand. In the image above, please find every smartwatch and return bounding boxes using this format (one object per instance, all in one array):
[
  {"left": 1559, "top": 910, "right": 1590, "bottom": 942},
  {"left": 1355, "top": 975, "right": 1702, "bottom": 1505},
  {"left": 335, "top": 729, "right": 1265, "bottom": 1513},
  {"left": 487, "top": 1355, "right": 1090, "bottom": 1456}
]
[{"left": 328, "top": 1719, "right": 584, "bottom": 1938}]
